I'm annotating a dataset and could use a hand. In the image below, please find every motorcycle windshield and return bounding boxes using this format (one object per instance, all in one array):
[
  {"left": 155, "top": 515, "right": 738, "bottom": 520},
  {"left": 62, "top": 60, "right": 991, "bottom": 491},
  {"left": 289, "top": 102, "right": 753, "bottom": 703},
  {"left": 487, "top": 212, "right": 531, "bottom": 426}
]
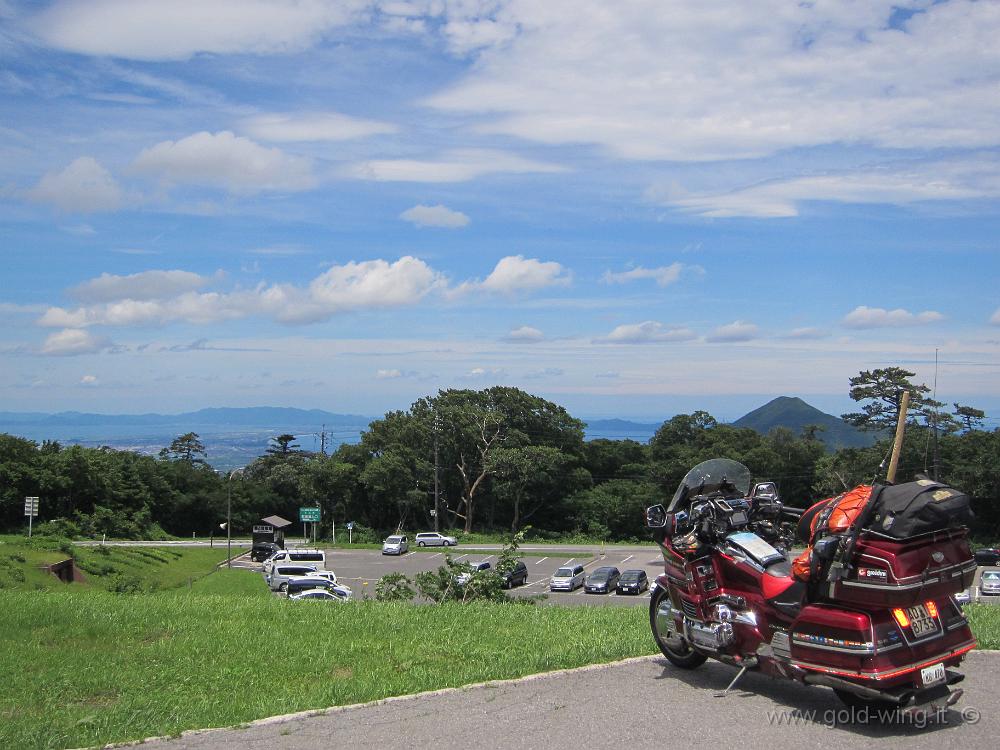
[{"left": 668, "top": 458, "right": 752, "bottom": 511}]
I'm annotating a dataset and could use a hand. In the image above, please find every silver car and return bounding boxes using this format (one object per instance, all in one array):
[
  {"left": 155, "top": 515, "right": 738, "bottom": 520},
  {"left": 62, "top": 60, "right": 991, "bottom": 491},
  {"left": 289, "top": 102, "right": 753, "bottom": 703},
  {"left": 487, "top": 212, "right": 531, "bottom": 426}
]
[
  {"left": 550, "top": 564, "right": 586, "bottom": 592},
  {"left": 980, "top": 568, "right": 1000, "bottom": 596},
  {"left": 415, "top": 532, "right": 458, "bottom": 547},
  {"left": 382, "top": 535, "right": 409, "bottom": 555}
]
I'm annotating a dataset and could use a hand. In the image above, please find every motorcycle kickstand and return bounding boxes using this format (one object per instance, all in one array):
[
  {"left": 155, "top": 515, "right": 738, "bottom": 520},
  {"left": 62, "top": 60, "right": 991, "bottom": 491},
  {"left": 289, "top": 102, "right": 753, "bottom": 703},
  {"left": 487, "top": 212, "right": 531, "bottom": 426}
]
[{"left": 714, "top": 666, "right": 748, "bottom": 698}]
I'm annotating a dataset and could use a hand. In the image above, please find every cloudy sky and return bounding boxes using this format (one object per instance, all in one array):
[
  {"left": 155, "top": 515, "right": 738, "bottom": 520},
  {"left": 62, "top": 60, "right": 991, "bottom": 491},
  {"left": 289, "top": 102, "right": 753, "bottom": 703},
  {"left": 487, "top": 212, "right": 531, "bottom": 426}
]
[{"left": 2, "top": 0, "right": 998, "bottom": 422}]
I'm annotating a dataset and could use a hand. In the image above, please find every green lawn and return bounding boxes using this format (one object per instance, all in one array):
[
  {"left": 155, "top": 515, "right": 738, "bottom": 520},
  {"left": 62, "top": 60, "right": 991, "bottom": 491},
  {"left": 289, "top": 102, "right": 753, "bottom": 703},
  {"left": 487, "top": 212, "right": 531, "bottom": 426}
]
[
  {"left": 0, "top": 592, "right": 653, "bottom": 749},
  {"left": 0, "top": 537, "right": 234, "bottom": 593}
]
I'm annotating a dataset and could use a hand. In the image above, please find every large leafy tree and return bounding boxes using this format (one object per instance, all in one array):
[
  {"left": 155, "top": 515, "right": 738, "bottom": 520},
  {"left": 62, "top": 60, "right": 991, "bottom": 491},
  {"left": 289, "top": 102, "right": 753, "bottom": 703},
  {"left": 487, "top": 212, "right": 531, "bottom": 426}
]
[{"left": 159, "top": 432, "right": 208, "bottom": 465}]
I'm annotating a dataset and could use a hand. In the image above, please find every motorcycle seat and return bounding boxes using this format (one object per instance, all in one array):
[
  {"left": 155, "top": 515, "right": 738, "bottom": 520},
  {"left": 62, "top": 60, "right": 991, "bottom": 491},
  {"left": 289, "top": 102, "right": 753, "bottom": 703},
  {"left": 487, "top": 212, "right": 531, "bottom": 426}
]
[{"left": 762, "top": 560, "right": 807, "bottom": 620}]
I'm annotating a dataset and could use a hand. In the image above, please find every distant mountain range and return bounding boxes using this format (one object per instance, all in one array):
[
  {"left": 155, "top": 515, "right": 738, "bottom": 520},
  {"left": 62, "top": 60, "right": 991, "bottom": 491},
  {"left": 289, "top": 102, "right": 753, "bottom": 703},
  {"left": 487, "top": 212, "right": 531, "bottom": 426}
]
[{"left": 0, "top": 397, "right": 872, "bottom": 470}]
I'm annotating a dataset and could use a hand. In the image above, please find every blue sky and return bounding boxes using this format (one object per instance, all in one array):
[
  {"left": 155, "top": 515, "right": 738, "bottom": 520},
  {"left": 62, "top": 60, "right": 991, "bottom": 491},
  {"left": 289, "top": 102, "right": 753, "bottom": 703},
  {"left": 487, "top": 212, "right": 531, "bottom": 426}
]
[{"left": 1, "top": 0, "right": 998, "bottom": 423}]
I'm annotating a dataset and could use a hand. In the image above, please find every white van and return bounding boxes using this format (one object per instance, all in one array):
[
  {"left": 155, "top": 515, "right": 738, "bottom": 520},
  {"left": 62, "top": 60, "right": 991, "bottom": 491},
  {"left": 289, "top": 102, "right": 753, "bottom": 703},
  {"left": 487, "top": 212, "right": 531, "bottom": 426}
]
[{"left": 262, "top": 548, "right": 326, "bottom": 573}]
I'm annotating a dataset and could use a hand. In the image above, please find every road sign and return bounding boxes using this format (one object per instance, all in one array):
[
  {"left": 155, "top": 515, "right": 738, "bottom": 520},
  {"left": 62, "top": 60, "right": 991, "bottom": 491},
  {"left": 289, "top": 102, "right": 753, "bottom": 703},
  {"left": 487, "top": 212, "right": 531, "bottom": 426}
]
[
  {"left": 299, "top": 507, "right": 321, "bottom": 522},
  {"left": 24, "top": 497, "right": 39, "bottom": 517},
  {"left": 346, "top": 522, "right": 354, "bottom": 530},
  {"left": 253, "top": 525, "right": 274, "bottom": 534}
]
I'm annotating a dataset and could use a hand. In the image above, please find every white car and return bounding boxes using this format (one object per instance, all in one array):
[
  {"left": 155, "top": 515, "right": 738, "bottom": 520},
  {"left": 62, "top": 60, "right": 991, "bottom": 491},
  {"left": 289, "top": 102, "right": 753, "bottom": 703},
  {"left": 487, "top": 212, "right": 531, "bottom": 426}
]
[
  {"left": 980, "top": 569, "right": 1000, "bottom": 597},
  {"left": 455, "top": 561, "right": 492, "bottom": 587},
  {"left": 382, "top": 535, "right": 409, "bottom": 555},
  {"left": 415, "top": 532, "right": 458, "bottom": 547},
  {"left": 289, "top": 588, "right": 350, "bottom": 602}
]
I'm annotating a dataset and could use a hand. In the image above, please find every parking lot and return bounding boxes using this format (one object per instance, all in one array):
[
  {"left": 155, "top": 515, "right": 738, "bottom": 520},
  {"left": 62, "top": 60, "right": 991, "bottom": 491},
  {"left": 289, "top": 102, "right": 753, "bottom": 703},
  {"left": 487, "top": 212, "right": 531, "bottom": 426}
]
[
  {"left": 241, "top": 545, "right": 667, "bottom": 607},
  {"left": 239, "top": 544, "right": 1000, "bottom": 607}
]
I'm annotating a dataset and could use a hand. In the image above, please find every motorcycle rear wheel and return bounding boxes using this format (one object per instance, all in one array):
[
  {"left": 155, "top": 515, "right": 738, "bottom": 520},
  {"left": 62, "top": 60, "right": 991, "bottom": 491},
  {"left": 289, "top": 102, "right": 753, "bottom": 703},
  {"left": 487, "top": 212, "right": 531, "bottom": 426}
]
[{"left": 649, "top": 585, "right": 707, "bottom": 669}]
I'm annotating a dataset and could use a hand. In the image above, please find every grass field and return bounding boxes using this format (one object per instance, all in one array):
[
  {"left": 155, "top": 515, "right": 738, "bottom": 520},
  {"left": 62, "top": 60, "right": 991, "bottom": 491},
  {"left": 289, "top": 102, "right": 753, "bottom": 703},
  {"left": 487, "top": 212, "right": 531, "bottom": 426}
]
[
  {"left": 0, "top": 592, "right": 654, "bottom": 749},
  {"left": 0, "top": 536, "right": 233, "bottom": 592}
]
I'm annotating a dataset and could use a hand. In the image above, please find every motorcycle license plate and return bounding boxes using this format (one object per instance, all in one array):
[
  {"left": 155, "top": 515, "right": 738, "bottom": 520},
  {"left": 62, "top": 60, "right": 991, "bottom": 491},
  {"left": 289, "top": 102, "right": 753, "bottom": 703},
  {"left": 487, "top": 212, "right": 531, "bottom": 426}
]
[
  {"left": 907, "top": 604, "right": 940, "bottom": 638},
  {"left": 920, "top": 662, "right": 946, "bottom": 687}
]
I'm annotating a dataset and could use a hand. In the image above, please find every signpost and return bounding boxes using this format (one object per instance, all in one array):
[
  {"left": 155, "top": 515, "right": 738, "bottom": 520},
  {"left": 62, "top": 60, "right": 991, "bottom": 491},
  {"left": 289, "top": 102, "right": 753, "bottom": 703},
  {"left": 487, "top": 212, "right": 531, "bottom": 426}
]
[
  {"left": 346, "top": 521, "right": 354, "bottom": 545},
  {"left": 24, "top": 496, "right": 39, "bottom": 538},
  {"left": 299, "top": 506, "right": 321, "bottom": 544}
]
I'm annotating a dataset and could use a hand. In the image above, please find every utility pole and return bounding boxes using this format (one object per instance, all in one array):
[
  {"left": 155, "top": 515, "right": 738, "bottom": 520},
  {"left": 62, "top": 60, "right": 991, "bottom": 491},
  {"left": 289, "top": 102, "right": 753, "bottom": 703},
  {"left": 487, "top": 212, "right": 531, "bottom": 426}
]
[
  {"left": 320, "top": 424, "right": 327, "bottom": 456},
  {"left": 433, "top": 412, "right": 441, "bottom": 533}
]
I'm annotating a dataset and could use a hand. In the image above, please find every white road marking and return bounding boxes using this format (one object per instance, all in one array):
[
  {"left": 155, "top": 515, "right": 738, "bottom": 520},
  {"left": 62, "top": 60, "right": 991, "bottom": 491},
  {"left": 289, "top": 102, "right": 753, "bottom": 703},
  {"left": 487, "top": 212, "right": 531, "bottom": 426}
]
[
  {"left": 621, "top": 555, "right": 634, "bottom": 564},
  {"left": 535, "top": 557, "right": 548, "bottom": 565}
]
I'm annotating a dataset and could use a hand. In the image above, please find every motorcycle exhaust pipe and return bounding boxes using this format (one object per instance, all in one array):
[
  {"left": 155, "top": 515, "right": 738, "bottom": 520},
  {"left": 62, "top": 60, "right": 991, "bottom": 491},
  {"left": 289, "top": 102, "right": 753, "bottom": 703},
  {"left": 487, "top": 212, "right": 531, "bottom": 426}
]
[{"left": 802, "top": 673, "right": 909, "bottom": 706}]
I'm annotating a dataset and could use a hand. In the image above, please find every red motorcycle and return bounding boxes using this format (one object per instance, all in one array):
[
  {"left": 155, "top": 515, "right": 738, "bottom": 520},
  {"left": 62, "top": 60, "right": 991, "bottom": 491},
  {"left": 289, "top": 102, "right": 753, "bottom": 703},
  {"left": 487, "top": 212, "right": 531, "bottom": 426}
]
[{"left": 647, "top": 458, "right": 977, "bottom": 715}]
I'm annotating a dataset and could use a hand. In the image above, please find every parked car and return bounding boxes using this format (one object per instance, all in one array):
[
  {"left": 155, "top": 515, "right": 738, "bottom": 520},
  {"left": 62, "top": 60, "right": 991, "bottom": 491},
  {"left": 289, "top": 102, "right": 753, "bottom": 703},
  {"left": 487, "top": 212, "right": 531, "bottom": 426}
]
[
  {"left": 289, "top": 588, "right": 350, "bottom": 602},
  {"left": 550, "top": 564, "right": 586, "bottom": 592},
  {"left": 585, "top": 566, "right": 621, "bottom": 594},
  {"left": 382, "top": 535, "right": 409, "bottom": 555},
  {"left": 499, "top": 560, "right": 529, "bottom": 589},
  {"left": 974, "top": 548, "right": 1000, "bottom": 566},
  {"left": 415, "top": 532, "right": 458, "bottom": 547},
  {"left": 263, "top": 548, "right": 326, "bottom": 573},
  {"left": 266, "top": 564, "right": 318, "bottom": 592},
  {"left": 456, "top": 560, "right": 492, "bottom": 587},
  {"left": 250, "top": 542, "right": 280, "bottom": 562},
  {"left": 616, "top": 569, "right": 649, "bottom": 595},
  {"left": 285, "top": 576, "right": 353, "bottom": 598},
  {"left": 980, "top": 568, "right": 1000, "bottom": 596}
]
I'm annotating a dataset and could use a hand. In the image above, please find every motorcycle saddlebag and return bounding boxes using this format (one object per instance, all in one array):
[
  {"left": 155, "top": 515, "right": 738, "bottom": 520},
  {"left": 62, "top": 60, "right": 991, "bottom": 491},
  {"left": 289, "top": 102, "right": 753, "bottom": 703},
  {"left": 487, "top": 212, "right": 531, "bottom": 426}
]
[
  {"left": 867, "top": 479, "right": 973, "bottom": 539},
  {"left": 826, "top": 527, "right": 977, "bottom": 607}
]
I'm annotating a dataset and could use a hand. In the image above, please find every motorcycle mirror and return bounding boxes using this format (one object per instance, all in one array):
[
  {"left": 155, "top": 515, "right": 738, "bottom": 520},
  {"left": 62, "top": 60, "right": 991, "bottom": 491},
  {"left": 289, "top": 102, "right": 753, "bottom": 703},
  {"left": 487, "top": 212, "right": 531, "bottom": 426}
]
[
  {"left": 751, "top": 481, "right": 779, "bottom": 503},
  {"left": 645, "top": 504, "right": 668, "bottom": 528}
]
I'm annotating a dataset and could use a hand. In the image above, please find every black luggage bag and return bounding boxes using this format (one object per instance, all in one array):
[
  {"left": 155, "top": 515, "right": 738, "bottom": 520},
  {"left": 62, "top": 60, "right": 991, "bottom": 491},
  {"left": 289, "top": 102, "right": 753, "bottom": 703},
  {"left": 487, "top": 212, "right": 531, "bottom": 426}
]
[{"left": 867, "top": 479, "right": 973, "bottom": 539}]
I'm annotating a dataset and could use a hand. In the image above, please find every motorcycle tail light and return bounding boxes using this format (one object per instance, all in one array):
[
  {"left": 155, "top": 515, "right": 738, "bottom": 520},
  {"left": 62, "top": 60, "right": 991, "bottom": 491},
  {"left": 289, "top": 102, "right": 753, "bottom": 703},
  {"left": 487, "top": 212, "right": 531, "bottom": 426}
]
[
  {"left": 892, "top": 608, "right": 910, "bottom": 628},
  {"left": 925, "top": 600, "right": 939, "bottom": 618}
]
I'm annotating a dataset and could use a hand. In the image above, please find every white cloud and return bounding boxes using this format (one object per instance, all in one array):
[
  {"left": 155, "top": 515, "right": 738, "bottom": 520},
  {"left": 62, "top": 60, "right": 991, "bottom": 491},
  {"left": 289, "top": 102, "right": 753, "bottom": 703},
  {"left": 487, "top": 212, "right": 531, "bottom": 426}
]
[
  {"left": 71, "top": 270, "right": 210, "bottom": 303},
  {"left": 707, "top": 320, "right": 759, "bottom": 343},
  {"left": 842, "top": 306, "right": 944, "bottom": 329},
  {"left": 505, "top": 325, "right": 544, "bottom": 342},
  {"left": 38, "top": 256, "right": 446, "bottom": 328},
  {"left": 785, "top": 327, "right": 830, "bottom": 340},
  {"left": 991, "top": 308, "right": 1000, "bottom": 325},
  {"left": 80, "top": 374, "right": 99, "bottom": 385},
  {"left": 376, "top": 368, "right": 402, "bottom": 379},
  {"left": 656, "top": 156, "right": 1000, "bottom": 218},
  {"left": 400, "top": 204, "right": 470, "bottom": 228},
  {"left": 241, "top": 112, "right": 398, "bottom": 142},
  {"left": 476, "top": 255, "right": 570, "bottom": 295},
  {"left": 131, "top": 131, "right": 316, "bottom": 194},
  {"left": 348, "top": 149, "right": 567, "bottom": 183},
  {"left": 27, "top": 157, "right": 123, "bottom": 213},
  {"left": 31, "top": 0, "right": 367, "bottom": 60},
  {"left": 598, "top": 321, "right": 697, "bottom": 344},
  {"left": 421, "top": 1, "right": 1000, "bottom": 161},
  {"left": 601, "top": 263, "right": 691, "bottom": 287},
  {"left": 40, "top": 328, "right": 111, "bottom": 356}
]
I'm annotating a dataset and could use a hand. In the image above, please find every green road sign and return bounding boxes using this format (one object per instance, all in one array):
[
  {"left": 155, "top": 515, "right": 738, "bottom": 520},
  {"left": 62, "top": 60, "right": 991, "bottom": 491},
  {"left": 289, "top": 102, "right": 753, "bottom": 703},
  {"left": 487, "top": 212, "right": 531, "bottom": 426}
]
[{"left": 299, "top": 506, "right": 321, "bottom": 522}]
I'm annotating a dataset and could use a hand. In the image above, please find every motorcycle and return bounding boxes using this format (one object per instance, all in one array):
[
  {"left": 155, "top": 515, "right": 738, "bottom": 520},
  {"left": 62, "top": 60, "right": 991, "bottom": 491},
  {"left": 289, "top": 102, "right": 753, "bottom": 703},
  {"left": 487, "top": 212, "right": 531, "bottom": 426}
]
[{"left": 646, "top": 458, "right": 977, "bottom": 715}]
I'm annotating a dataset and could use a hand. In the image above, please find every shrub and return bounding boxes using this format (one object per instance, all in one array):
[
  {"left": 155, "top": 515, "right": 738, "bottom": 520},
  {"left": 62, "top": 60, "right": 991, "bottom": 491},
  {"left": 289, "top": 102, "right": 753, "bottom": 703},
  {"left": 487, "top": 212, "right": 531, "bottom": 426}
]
[{"left": 374, "top": 573, "right": 415, "bottom": 602}]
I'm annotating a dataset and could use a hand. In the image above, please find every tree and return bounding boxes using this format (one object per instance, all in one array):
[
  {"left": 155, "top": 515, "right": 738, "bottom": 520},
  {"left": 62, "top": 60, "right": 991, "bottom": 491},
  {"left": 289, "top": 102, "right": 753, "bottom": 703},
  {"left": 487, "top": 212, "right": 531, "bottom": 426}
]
[
  {"left": 954, "top": 404, "right": 986, "bottom": 432},
  {"left": 159, "top": 432, "right": 207, "bottom": 465},
  {"left": 267, "top": 434, "right": 301, "bottom": 457},
  {"left": 489, "top": 445, "right": 579, "bottom": 532},
  {"left": 841, "top": 367, "right": 932, "bottom": 432}
]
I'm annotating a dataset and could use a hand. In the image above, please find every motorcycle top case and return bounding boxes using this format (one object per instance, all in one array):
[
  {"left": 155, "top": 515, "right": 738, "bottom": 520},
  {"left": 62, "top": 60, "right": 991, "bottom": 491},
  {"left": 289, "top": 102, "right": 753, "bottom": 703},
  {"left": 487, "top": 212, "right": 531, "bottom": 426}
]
[
  {"left": 825, "top": 526, "right": 977, "bottom": 607},
  {"left": 867, "top": 479, "right": 973, "bottom": 539}
]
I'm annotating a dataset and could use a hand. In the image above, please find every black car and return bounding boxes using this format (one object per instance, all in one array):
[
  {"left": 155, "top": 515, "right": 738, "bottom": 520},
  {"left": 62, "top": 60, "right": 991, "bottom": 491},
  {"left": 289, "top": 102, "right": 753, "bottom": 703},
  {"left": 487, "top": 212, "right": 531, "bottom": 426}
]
[
  {"left": 584, "top": 566, "right": 621, "bottom": 594},
  {"left": 251, "top": 542, "right": 280, "bottom": 562},
  {"left": 615, "top": 569, "right": 649, "bottom": 595},
  {"left": 974, "top": 548, "right": 1000, "bottom": 566},
  {"left": 499, "top": 560, "right": 529, "bottom": 589}
]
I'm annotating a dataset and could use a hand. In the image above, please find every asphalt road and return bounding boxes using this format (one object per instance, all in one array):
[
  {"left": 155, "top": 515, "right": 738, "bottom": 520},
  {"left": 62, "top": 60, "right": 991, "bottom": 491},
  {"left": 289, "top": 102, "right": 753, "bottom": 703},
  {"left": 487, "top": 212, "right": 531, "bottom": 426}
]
[
  {"left": 240, "top": 546, "right": 668, "bottom": 607},
  {"left": 134, "top": 651, "right": 1000, "bottom": 750}
]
